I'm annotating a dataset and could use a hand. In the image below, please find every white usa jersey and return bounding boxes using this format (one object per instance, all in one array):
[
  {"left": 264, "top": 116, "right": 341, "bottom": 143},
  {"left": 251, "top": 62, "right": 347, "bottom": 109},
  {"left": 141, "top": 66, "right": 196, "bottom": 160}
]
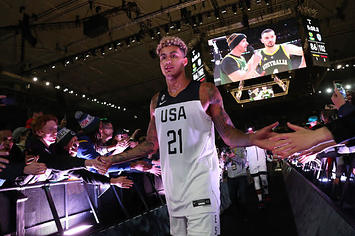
[{"left": 155, "top": 81, "right": 220, "bottom": 217}]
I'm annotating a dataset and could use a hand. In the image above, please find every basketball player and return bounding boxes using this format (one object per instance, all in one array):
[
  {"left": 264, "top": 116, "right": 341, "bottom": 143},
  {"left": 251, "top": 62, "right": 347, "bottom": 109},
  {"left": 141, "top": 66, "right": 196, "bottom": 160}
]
[
  {"left": 219, "top": 33, "right": 261, "bottom": 85},
  {"left": 257, "top": 28, "right": 305, "bottom": 75},
  {"left": 101, "top": 36, "right": 278, "bottom": 236}
]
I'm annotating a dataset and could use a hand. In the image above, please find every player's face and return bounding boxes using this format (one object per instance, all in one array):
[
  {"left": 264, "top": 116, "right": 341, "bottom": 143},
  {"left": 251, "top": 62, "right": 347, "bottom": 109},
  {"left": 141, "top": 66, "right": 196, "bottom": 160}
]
[
  {"left": 235, "top": 38, "right": 249, "bottom": 52},
  {"left": 159, "top": 46, "right": 187, "bottom": 79},
  {"left": 261, "top": 31, "right": 276, "bottom": 48}
]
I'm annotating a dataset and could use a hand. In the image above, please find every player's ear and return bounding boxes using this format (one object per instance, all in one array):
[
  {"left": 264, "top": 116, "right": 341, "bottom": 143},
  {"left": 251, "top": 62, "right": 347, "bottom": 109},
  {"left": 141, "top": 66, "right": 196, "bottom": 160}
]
[{"left": 183, "top": 57, "right": 188, "bottom": 66}]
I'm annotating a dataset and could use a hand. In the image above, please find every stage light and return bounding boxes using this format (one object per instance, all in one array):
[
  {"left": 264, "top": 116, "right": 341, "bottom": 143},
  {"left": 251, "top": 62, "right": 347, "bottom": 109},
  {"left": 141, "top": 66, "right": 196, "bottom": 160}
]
[
  {"left": 232, "top": 4, "right": 237, "bottom": 14},
  {"left": 93, "top": 98, "right": 97, "bottom": 101},
  {"left": 64, "top": 224, "right": 93, "bottom": 235},
  {"left": 197, "top": 14, "right": 203, "bottom": 25},
  {"left": 256, "top": 0, "right": 262, "bottom": 4},
  {"left": 318, "top": 90, "right": 322, "bottom": 94},
  {"left": 345, "top": 64, "right": 349, "bottom": 67},
  {"left": 176, "top": 22, "right": 181, "bottom": 31},
  {"left": 101, "top": 47, "right": 105, "bottom": 55},
  {"left": 69, "top": 90, "right": 73, "bottom": 94},
  {"left": 123, "top": 108, "right": 127, "bottom": 111},
  {"left": 45, "top": 82, "right": 50, "bottom": 86},
  {"left": 82, "top": 94, "right": 86, "bottom": 98},
  {"left": 327, "top": 68, "right": 330, "bottom": 71},
  {"left": 63, "top": 88, "right": 69, "bottom": 92},
  {"left": 134, "top": 115, "right": 138, "bottom": 119},
  {"left": 221, "top": 8, "right": 227, "bottom": 14},
  {"left": 246, "top": 0, "right": 251, "bottom": 10},
  {"left": 336, "top": 64, "right": 342, "bottom": 69},
  {"left": 117, "top": 106, "right": 121, "bottom": 109},
  {"left": 345, "top": 84, "right": 351, "bottom": 89},
  {"left": 326, "top": 88, "right": 332, "bottom": 93},
  {"left": 214, "top": 10, "right": 220, "bottom": 20},
  {"left": 149, "top": 29, "right": 155, "bottom": 39},
  {"left": 164, "top": 24, "right": 170, "bottom": 34},
  {"left": 242, "top": 12, "right": 249, "bottom": 27},
  {"left": 75, "top": 56, "right": 79, "bottom": 60},
  {"left": 33, "top": 77, "right": 38, "bottom": 82},
  {"left": 85, "top": 53, "right": 90, "bottom": 58},
  {"left": 264, "top": 0, "right": 271, "bottom": 5},
  {"left": 51, "top": 65, "right": 56, "bottom": 69},
  {"left": 55, "top": 85, "right": 61, "bottom": 89}
]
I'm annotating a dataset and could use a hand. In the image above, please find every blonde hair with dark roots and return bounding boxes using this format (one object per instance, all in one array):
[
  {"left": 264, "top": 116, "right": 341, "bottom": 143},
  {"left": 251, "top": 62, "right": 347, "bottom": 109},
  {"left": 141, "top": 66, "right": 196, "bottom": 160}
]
[{"left": 156, "top": 36, "right": 188, "bottom": 57}]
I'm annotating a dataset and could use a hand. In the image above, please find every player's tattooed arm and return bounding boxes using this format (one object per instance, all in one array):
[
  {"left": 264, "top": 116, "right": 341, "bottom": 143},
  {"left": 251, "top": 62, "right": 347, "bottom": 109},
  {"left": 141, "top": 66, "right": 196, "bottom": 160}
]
[
  {"left": 202, "top": 83, "right": 251, "bottom": 148},
  {"left": 110, "top": 94, "right": 159, "bottom": 164}
]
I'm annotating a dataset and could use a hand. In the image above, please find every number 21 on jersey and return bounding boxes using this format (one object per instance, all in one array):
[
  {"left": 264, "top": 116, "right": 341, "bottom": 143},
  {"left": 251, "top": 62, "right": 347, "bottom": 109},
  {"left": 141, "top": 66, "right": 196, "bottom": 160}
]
[{"left": 167, "top": 129, "right": 183, "bottom": 154}]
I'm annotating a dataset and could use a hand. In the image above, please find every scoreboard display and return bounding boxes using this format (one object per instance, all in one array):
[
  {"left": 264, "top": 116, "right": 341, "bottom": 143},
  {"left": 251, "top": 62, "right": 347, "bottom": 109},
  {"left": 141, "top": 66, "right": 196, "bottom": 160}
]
[
  {"left": 191, "top": 48, "right": 206, "bottom": 82},
  {"left": 303, "top": 17, "right": 329, "bottom": 66}
]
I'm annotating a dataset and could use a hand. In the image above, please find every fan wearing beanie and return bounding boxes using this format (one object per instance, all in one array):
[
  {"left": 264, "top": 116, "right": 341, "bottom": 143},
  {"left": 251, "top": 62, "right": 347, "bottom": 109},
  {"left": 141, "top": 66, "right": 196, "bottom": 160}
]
[
  {"left": 219, "top": 33, "right": 262, "bottom": 85},
  {"left": 54, "top": 127, "right": 133, "bottom": 189}
]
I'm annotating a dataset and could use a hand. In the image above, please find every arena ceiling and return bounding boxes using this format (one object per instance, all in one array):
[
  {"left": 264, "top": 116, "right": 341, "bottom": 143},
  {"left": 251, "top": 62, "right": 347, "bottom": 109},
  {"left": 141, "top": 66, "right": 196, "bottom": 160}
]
[{"left": 0, "top": 0, "right": 354, "bottom": 128}]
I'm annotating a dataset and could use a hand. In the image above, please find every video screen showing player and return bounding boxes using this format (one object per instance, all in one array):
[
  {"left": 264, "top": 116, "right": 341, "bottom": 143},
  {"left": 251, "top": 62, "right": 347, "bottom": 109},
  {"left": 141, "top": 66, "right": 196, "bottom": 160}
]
[{"left": 208, "top": 18, "right": 306, "bottom": 86}]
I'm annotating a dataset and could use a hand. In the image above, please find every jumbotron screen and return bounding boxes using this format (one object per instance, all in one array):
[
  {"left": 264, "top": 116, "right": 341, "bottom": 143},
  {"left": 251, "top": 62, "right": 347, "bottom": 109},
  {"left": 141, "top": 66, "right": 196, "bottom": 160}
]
[{"left": 208, "top": 18, "right": 306, "bottom": 86}]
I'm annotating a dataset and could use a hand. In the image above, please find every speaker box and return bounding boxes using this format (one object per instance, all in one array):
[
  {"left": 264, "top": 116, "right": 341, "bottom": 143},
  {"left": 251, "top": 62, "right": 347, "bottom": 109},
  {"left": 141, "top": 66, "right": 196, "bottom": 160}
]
[{"left": 83, "top": 15, "right": 109, "bottom": 38}]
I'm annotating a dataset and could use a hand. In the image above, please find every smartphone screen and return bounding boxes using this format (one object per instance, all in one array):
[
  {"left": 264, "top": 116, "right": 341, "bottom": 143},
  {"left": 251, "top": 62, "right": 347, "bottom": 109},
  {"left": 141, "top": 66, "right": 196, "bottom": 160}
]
[{"left": 333, "top": 81, "right": 347, "bottom": 98}]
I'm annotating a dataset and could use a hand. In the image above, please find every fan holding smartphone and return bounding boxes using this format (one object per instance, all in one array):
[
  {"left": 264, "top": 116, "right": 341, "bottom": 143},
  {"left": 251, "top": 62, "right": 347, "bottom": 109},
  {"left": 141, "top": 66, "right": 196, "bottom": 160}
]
[{"left": 333, "top": 81, "right": 347, "bottom": 99}]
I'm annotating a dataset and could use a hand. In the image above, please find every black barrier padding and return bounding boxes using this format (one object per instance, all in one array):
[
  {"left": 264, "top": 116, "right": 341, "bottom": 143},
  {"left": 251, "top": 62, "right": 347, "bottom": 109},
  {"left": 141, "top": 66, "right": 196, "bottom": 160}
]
[
  {"left": 282, "top": 163, "right": 355, "bottom": 236},
  {"left": 94, "top": 205, "right": 170, "bottom": 236}
]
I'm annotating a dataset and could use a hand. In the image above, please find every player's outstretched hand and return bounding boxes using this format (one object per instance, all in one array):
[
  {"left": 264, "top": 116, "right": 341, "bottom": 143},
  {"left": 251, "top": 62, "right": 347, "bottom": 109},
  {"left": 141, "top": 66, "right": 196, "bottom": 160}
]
[{"left": 250, "top": 122, "right": 279, "bottom": 150}]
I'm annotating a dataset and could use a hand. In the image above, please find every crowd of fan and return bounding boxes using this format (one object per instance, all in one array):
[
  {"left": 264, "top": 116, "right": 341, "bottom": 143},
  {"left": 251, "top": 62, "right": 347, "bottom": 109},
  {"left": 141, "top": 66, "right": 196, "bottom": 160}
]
[
  {"left": 0, "top": 87, "right": 354, "bottom": 227},
  {"left": 0, "top": 110, "right": 161, "bottom": 192},
  {"left": 285, "top": 89, "right": 355, "bottom": 207}
]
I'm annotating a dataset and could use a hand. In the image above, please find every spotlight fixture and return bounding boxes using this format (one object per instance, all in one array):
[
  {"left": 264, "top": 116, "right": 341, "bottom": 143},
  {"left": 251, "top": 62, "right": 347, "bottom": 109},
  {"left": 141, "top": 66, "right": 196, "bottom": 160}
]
[
  {"left": 246, "top": 0, "right": 251, "bottom": 10},
  {"left": 221, "top": 8, "right": 227, "bottom": 14},
  {"left": 214, "top": 10, "right": 220, "bottom": 20},
  {"left": 149, "top": 29, "right": 155, "bottom": 39},
  {"left": 55, "top": 85, "right": 61, "bottom": 89},
  {"left": 45, "top": 82, "right": 50, "bottom": 86},
  {"left": 242, "top": 12, "right": 249, "bottom": 27},
  {"left": 176, "top": 21, "right": 181, "bottom": 31},
  {"left": 164, "top": 24, "right": 170, "bottom": 34},
  {"left": 326, "top": 88, "right": 332, "bottom": 93},
  {"left": 197, "top": 14, "right": 203, "bottom": 25},
  {"left": 33, "top": 77, "right": 38, "bottom": 82},
  {"left": 232, "top": 4, "right": 237, "bottom": 14},
  {"left": 51, "top": 65, "right": 56, "bottom": 69},
  {"left": 345, "top": 84, "right": 351, "bottom": 89},
  {"left": 336, "top": 64, "right": 342, "bottom": 69}
]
